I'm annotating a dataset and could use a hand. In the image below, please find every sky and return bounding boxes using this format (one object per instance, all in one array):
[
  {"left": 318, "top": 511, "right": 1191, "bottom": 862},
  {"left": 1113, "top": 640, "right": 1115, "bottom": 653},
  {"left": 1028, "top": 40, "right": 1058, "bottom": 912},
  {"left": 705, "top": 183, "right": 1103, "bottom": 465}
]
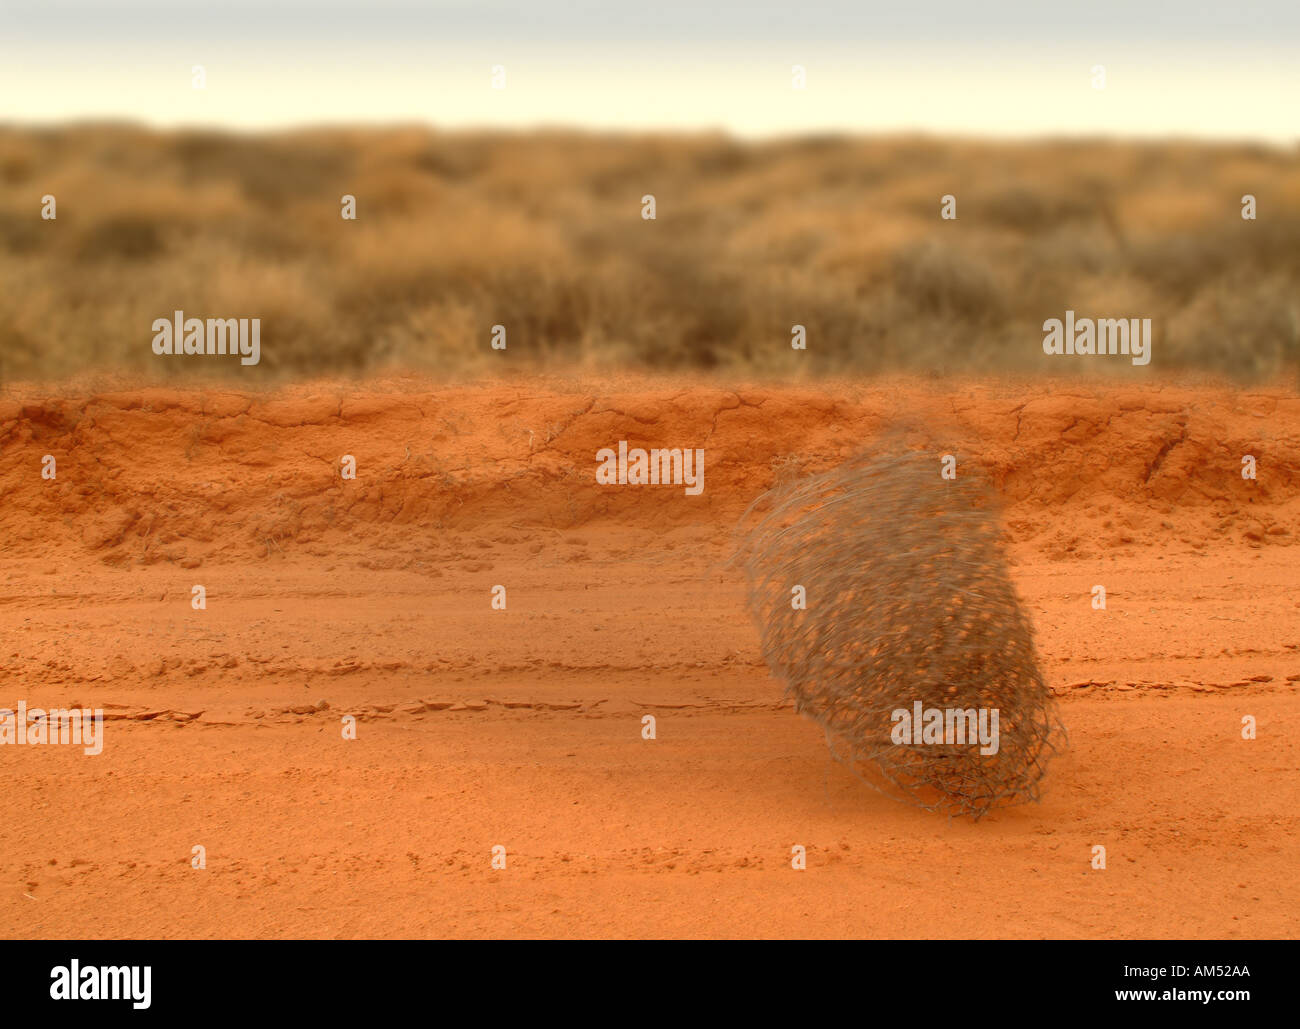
[{"left": 1, "top": 1, "right": 1295, "bottom": 140}]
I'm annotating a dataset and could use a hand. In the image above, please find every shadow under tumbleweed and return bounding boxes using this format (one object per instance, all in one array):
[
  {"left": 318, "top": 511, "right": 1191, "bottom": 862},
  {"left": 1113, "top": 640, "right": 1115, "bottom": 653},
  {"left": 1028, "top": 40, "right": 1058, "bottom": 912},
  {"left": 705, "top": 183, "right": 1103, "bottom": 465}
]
[{"left": 733, "top": 441, "right": 1067, "bottom": 820}]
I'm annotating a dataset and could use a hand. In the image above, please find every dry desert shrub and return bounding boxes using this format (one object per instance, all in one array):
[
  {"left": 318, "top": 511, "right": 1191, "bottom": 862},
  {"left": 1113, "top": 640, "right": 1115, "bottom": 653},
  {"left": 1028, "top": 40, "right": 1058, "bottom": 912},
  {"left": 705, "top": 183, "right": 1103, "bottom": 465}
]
[
  {"left": 734, "top": 446, "right": 1066, "bottom": 819},
  {"left": 0, "top": 126, "right": 1296, "bottom": 380}
]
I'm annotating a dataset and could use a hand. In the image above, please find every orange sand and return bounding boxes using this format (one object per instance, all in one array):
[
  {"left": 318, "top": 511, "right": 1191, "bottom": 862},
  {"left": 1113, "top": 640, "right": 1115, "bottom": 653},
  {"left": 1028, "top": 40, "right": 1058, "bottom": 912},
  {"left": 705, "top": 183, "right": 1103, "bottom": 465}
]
[{"left": 1, "top": 377, "right": 1297, "bottom": 938}]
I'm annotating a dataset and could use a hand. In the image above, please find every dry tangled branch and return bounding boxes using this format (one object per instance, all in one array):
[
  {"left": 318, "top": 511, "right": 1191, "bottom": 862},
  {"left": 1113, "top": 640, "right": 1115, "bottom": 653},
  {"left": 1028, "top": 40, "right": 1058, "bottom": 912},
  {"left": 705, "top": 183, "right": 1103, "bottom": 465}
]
[{"left": 735, "top": 446, "right": 1066, "bottom": 819}]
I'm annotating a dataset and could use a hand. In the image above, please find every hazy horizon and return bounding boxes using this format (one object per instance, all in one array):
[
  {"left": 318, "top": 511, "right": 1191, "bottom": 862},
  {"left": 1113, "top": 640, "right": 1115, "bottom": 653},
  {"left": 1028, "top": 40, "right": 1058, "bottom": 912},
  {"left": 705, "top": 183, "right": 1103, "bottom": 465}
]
[{"left": 2, "top": 1, "right": 1295, "bottom": 142}]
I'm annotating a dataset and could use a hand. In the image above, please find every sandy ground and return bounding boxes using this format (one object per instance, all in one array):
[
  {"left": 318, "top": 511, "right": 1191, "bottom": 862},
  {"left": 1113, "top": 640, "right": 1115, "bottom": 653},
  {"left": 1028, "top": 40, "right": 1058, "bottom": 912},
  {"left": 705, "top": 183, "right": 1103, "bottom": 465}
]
[{"left": 1, "top": 376, "right": 1297, "bottom": 939}]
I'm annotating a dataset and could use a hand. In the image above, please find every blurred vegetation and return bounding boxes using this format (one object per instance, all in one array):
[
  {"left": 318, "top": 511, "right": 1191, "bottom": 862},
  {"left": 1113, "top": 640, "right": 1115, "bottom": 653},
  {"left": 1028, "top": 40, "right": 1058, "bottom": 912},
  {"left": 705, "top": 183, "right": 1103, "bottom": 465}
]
[{"left": 0, "top": 124, "right": 1297, "bottom": 381}]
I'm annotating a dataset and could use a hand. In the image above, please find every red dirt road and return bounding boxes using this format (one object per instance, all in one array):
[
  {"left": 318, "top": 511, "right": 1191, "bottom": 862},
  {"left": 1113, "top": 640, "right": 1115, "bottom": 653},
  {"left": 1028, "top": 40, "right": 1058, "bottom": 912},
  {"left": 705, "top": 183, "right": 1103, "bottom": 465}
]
[{"left": 1, "top": 377, "right": 1297, "bottom": 938}]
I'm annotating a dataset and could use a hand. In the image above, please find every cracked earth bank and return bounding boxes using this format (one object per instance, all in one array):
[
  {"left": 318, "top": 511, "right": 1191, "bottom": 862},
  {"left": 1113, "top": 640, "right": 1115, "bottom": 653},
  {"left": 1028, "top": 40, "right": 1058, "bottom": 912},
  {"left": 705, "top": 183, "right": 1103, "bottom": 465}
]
[{"left": 1, "top": 375, "right": 1298, "bottom": 939}]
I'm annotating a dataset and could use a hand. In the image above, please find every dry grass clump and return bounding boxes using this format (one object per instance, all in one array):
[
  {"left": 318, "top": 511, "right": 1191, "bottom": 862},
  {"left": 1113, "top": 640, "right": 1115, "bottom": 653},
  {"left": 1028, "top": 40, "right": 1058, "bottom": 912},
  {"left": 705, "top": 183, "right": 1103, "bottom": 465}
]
[
  {"left": 0, "top": 125, "right": 1296, "bottom": 380},
  {"left": 735, "top": 447, "right": 1066, "bottom": 818}
]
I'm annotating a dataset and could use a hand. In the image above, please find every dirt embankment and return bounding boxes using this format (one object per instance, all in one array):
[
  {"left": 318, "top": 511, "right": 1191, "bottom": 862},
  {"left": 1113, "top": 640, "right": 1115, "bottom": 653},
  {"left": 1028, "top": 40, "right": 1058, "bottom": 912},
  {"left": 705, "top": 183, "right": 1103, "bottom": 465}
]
[{"left": 1, "top": 378, "right": 1296, "bottom": 568}]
